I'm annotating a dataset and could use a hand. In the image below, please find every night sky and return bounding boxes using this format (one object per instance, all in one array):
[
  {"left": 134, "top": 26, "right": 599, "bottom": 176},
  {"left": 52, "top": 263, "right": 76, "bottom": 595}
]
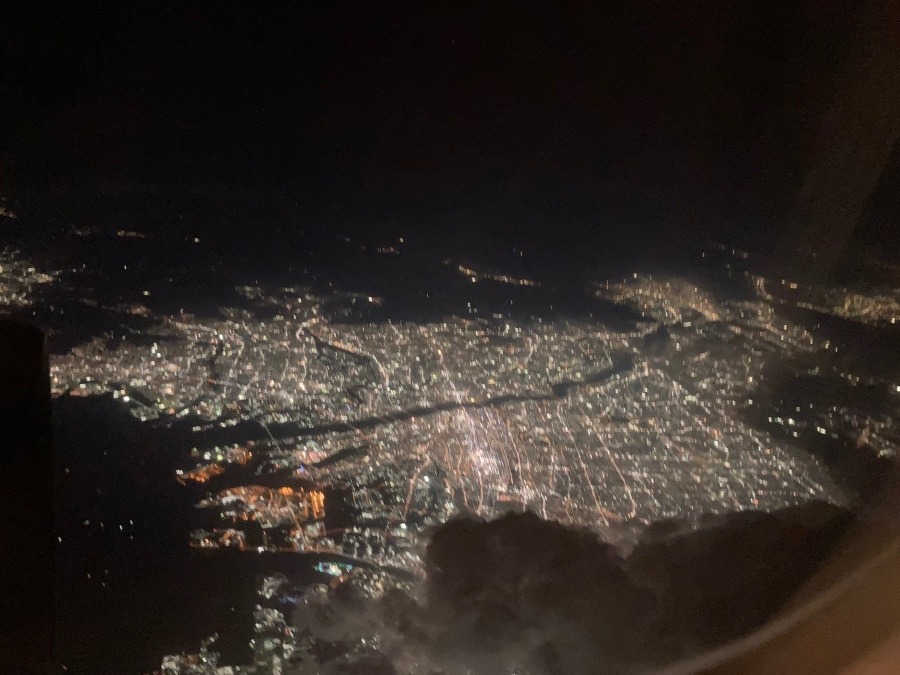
[{"left": 0, "top": 2, "right": 877, "bottom": 257}]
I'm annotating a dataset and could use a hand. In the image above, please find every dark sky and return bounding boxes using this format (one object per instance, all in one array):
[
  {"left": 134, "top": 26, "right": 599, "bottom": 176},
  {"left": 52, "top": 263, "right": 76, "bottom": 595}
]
[{"left": 0, "top": 1, "right": 866, "bottom": 251}]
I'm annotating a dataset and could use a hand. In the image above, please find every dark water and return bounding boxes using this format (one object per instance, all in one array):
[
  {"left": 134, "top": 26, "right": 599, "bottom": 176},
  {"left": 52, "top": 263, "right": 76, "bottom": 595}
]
[{"left": 53, "top": 395, "right": 320, "bottom": 674}]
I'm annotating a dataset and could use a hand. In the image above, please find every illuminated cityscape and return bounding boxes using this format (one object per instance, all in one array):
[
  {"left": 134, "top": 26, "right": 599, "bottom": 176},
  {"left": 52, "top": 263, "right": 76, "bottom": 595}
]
[
  {"left": 0, "top": 248, "right": 56, "bottom": 308},
  {"left": 45, "top": 257, "right": 900, "bottom": 569},
  {"left": 2, "top": 242, "right": 897, "bottom": 672}
]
